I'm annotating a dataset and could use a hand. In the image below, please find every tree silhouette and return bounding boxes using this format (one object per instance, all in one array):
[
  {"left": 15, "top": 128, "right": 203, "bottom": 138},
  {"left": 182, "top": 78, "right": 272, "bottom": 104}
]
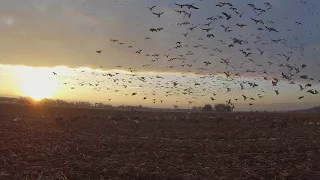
[
  {"left": 214, "top": 104, "right": 233, "bottom": 112},
  {"left": 202, "top": 104, "right": 213, "bottom": 111}
]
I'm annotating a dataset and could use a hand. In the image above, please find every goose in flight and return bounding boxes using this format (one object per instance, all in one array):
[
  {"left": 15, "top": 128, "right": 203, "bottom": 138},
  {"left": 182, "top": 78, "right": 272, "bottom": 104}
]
[
  {"left": 251, "top": 18, "right": 264, "bottom": 24},
  {"left": 152, "top": 12, "right": 164, "bottom": 18},
  {"left": 222, "top": 12, "right": 232, "bottom": 20},
  {"left": 282, "top": 54, "right": 291, "bottom": 61},
  {"left": 175, "top": 3, "right": 184, "bottom": 8},
  {"left": 236, "top": 23, "right": 247, "bottom": 28},
  {"left": 242, "top": 94, "right": 248, "bottom": 100},
  {"left": 219, "top": 2, "right": 233, "bottom": 7},
  {"left": 264, "top": 2, "right": 272, "bottom": 9},
  {"left": 257, "top": 48, "right": 265, "bottom": 55},
  {"left": 147, "top": 5, "right": 156, "bottom": 11},
  {"left": 188, "top": 26, "right": 197, "bottom": 31},
  {"left": 248, "top": 4, "right": 255, "bottom": 8},
  {"left": 265, "top": 26, "right": 278, "bottom": 32},
  {"left": 185, "top": 4, "right": 199, "bottom": 10},
  {"left": 207, "top": 34, "right": 215, "bottom": 38},
  {"left": 201, "top": 28, "right": 213, "bottom": 32},
  {"left": 307, "top": 90, "right": 319, "bottom": 94}
]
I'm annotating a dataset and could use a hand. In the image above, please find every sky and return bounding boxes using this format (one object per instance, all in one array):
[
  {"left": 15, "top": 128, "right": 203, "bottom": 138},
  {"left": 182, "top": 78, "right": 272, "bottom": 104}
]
[{"left": 0, "top": 0, "right": 320, "bottom": 111}]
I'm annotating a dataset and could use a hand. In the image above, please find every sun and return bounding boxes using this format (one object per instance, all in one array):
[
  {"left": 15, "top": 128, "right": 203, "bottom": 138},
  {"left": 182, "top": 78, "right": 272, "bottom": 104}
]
[{"left": 15, "top": 67, "right": 60, "bottom": 101}]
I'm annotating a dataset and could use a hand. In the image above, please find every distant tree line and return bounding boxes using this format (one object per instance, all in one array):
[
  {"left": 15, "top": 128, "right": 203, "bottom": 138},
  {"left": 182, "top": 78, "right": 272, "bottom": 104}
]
[
  {"left": 192, "top": 103, "right": 233, "bottom": 112},
  {"left": 0, "top": 96, "right": 150, "bottom": 110}
]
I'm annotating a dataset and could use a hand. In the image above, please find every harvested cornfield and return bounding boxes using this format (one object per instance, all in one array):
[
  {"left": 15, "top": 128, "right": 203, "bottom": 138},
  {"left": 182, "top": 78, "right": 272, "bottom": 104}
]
[{"left": 0, "top": 104, "right": 320, "bottom": 179}]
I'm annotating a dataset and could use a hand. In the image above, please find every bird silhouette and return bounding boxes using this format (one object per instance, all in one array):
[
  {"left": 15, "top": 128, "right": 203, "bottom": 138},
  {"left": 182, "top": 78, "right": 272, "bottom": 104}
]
[
  {"left": 251, "top": 18, "right": 264, "bottom": 24},
  {"left": 222, "top": 12, "right": 232, "bottom": 20},
  {"left": 265, "top": 26, "right": 278, "bottom": 32},
  {"left": 207, "top": 34, "right": 215, "bottom": 38},
  {"left": 175, "top": 3, "right": 184, "bottom": 8},
  {"left": 257, "top": 48, "right": 265, "bottom": 55},
  {"left": 307, "top": 90, "right": 319, "bottom": 95},
  {"left": 153, "top": 12, "right": 164, "bottom": 18},
  {"left": 188, "top": 26, "right": 197, "bottom": 31},
  {"left": 236, "top": 23, "right": 247, "bottom": 28},
  {"left": 185, "top": 4, "right": 199, "bottom": 10},
  {"left": 201, "top": 28, "right": 213, "bottom": 32},
  {"left": 147, "top": 5, "right": 156, "bottom": 11},
  {"left": 242, "top": 94, "right": 248, "bottom": 100}
]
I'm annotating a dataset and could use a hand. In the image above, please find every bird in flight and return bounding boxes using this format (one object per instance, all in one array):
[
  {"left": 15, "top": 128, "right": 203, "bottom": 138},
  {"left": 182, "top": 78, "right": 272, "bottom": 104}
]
[
  {"left": 185, "top": 4, "right": 199, "bottom": 10},
  {"left": 147, "top": 5, "right": 156, "bottom": 11},
  {"left": 152, "top": 12, "right": 164, "bottom": 18},
  {"left": 201, "top": 28, "right": 213, "bottom": 32},
  {"left": 251, "top": 18, "right": 264, "bottom": 24},
  {"left": 242, "top": 94, "right": 248, "bottom": 100},
  {"left": 282, "top": 54, "right": 291, "bottom": 61},
  {"left": 222, "top": 12, "right": 232, "bottom": 20},
  {"left": 188, "top": 26, "right": 197, "bottom": 31},
  {"left": 307, "top": 90, "right": 319, "bottom": 95},
  {"left": 257, "top": 48, "right": 265, "bottom": 55},
  {"left": 175, "top": 3, "right": 185, "bottom": 8},
  {"left": 236, "top": 23, "right": 247, "bottom": 28},
  {"left": 265, "top": 26, "right": 278, "bottom": 32}
]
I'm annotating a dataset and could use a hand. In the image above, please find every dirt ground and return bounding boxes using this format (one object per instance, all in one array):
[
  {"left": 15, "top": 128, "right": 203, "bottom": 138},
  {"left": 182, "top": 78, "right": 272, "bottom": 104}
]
[{"left": 0, "top": 103, "right": 320, "bottom": 180}]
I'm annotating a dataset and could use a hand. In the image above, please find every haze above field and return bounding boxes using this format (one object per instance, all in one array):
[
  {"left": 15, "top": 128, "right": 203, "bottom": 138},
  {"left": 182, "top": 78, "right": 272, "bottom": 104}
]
[{"left": 0, "top": 0, "right": 319, "bottom": 110}]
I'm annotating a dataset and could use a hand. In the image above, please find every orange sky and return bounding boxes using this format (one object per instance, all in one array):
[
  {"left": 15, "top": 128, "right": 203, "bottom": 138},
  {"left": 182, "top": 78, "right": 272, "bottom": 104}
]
[{"left": 0, "top": 64, "right": 319, "bottom": 111}]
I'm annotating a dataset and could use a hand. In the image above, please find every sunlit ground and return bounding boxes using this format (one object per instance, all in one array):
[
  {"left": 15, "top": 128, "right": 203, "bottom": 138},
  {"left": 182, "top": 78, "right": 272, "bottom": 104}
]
[{"left": 0, "top": 64, "right": 319, "bottom": 111}]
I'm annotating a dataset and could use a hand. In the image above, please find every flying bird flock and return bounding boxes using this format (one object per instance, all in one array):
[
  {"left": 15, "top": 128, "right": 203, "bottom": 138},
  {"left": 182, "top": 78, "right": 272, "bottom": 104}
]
[{"left": 53, "top": 0, "right": 320, "bottom": 110}]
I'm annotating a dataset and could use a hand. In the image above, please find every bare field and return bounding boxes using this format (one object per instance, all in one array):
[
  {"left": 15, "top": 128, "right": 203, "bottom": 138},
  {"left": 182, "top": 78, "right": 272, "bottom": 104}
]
[{"left": 1, "top": 104, "right": 320, "bottom": 180}]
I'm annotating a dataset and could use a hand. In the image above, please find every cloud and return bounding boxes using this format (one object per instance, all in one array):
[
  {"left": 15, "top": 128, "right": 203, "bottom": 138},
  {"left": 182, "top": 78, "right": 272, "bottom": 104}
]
[{"left": 0, "top": 0, "right": 319, "bottom": 81}]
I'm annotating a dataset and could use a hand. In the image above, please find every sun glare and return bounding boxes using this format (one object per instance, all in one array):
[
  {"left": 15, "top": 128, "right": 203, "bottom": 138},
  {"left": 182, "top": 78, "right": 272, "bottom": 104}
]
[{"left": 14, "top": 66, "right": 60, "bottom": 101}]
